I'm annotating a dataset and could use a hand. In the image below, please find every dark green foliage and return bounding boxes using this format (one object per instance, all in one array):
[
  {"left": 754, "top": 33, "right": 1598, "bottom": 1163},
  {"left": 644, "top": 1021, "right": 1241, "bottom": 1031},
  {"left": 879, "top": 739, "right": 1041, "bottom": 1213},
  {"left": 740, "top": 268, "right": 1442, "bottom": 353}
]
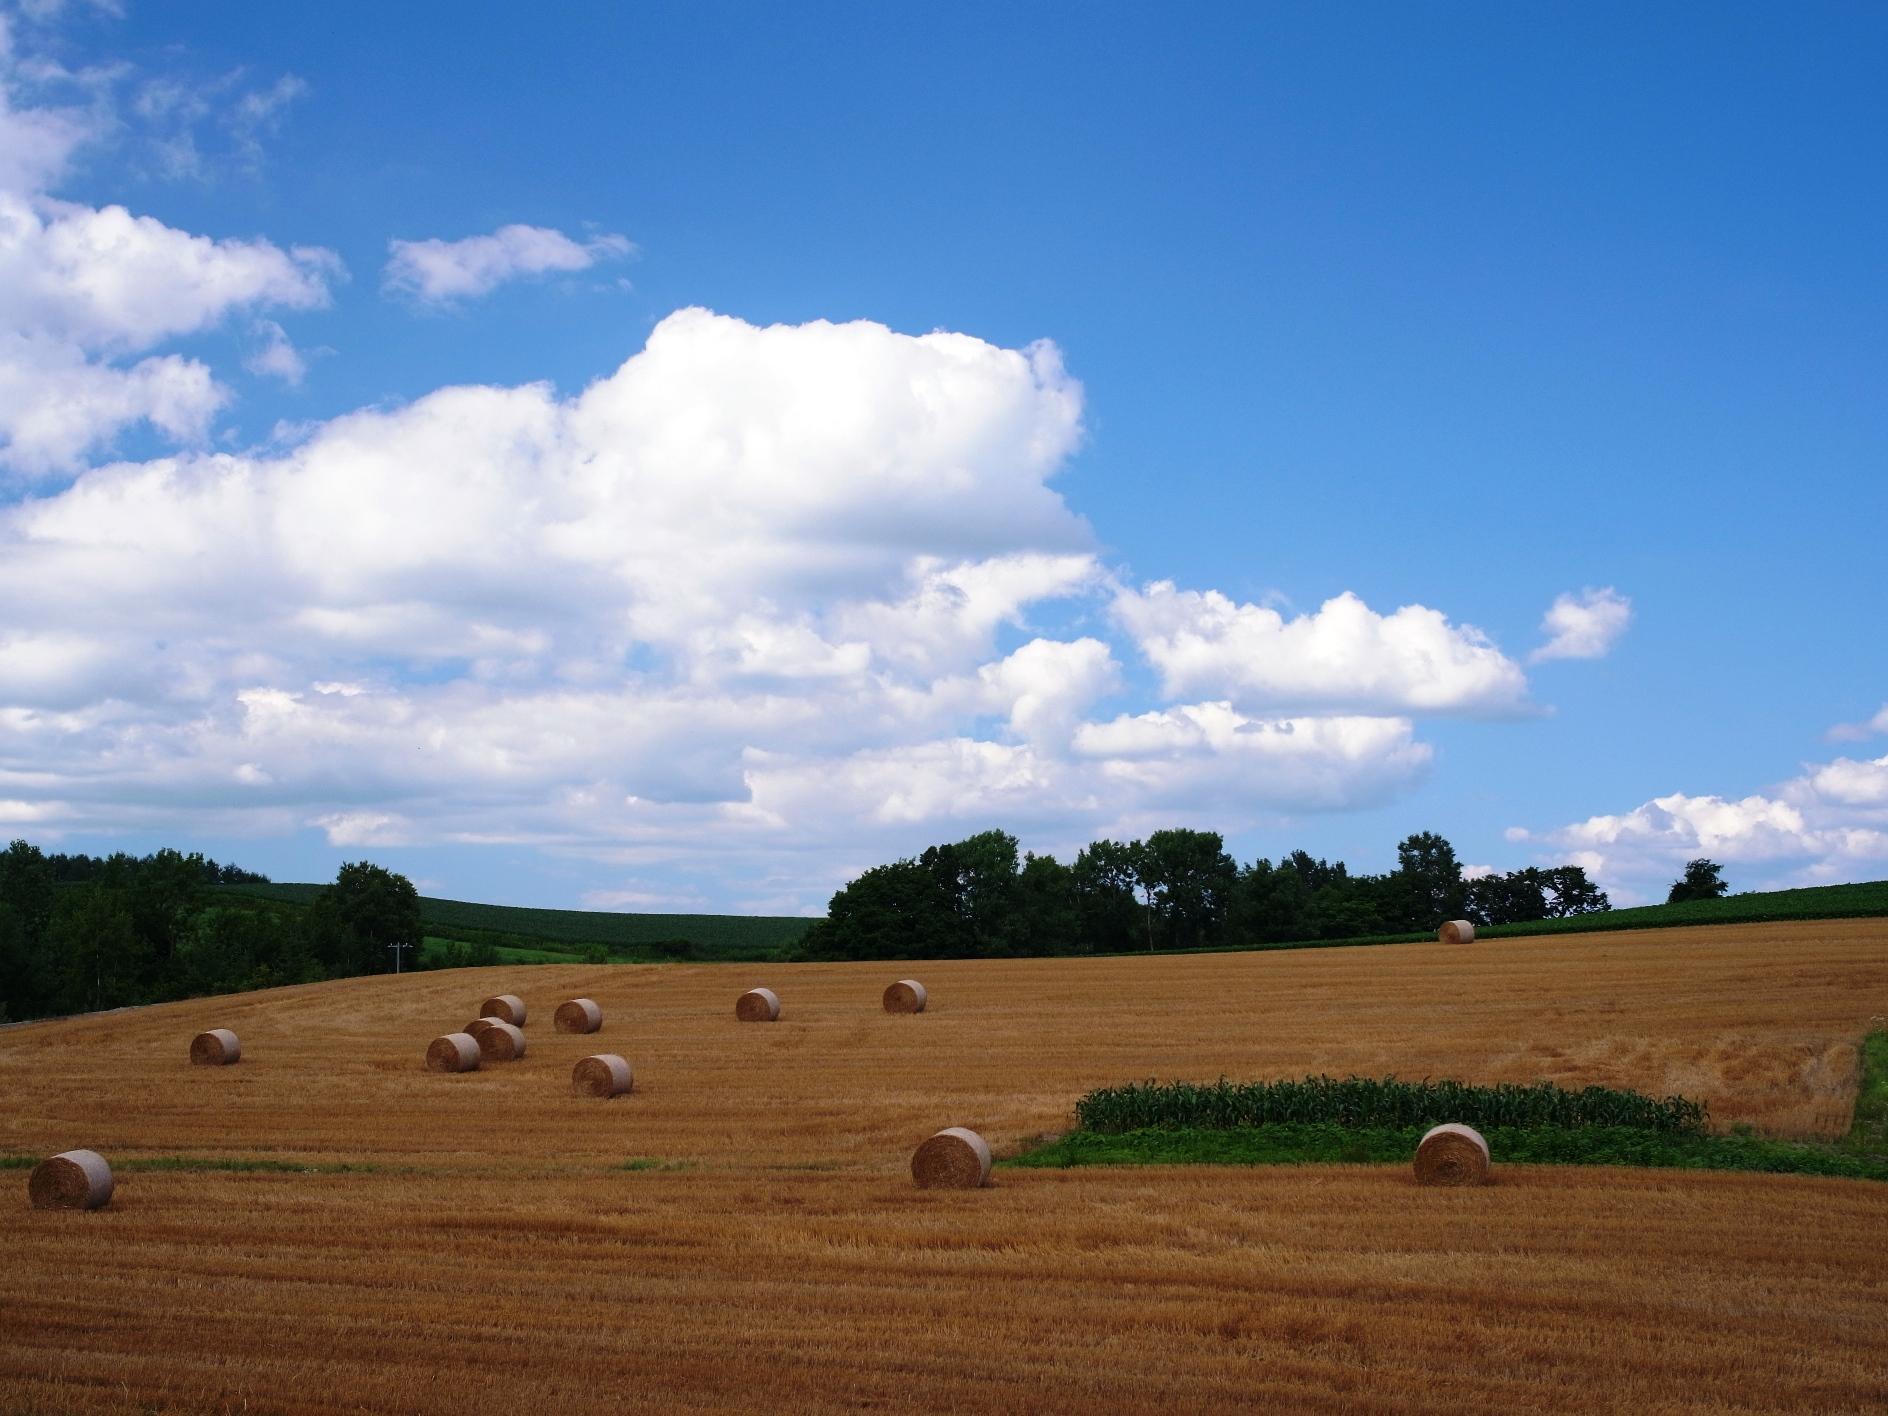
[
  {"left": 1465, "top": 867, "right": 1548, "bottom": 924},
  {"left": 799, "top": 859, "right": 967, "bottom": 961},
  {"left": 1006, "top": 1124, "right": 1888, "bottom": 1182},
  {"left": 418, "top": 937, "right": 504, "bottom": 970},
  {"left": 804, "top": 827, "right": 1483, "bottom": 960},
  {"left": 1464, "top": 864, "right": 1611, "bottom": 926},
  {"left": 1071, "top": 840, "right": 1144, "bottom": 953},
  {"left": 1010, "top": 853, "right": 1082, "bottom": 954},
  {"left": 1668, "top": 858, "right": 1730, "bottom": 903},
  {"left": 306, "top": 860, "right": 423, "bottom": 975},
  {"left": 39, "top": 849, "right": 268, "bottom": 886},
  {"left": 0, "top": 843, "right": 407, "bottom": 1022},
  {"left": 45, "top": 886, "right": 147, "bottom": 1014},
  {"left": 1138, "top": 829, "right": 1237, "bottom": 949},
  {"left": 1074, "top": 1075, "right": 1707, "bottom": 1135},
  {"left": 921, "top": 829, "right": 1023, "bottom": 951},
  {"left": 1541, "top": 865, "right": 1610, "bottom": 916},
  {"left": 1391, "top": 831, "right": 1466, "bottom": 928}
]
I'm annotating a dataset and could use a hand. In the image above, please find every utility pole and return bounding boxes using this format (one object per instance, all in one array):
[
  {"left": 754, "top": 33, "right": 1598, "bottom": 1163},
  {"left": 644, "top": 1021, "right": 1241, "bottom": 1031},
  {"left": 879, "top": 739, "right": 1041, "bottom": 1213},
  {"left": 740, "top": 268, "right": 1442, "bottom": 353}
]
[{"left": 387, "top": 940, "right": 414, "bottom": 974}]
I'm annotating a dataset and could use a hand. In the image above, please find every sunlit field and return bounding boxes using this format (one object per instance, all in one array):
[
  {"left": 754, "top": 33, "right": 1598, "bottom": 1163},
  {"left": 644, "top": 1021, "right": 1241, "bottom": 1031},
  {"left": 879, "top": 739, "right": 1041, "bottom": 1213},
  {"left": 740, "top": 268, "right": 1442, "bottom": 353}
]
[{"left": 4, "top": 918, "right": 1886, "bottom": 1413}]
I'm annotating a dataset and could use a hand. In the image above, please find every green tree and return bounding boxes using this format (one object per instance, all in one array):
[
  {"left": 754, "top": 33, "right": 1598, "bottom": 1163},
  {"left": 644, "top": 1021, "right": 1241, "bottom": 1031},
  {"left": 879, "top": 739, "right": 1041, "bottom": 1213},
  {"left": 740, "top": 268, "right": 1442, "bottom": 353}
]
[
  {"left": 0, "top": 840, "right": 57, "bottom": 1017},
  {"left": 1667, "top": 859, "right": 1728, "bottom": 903},
  {"left": 46, "top": 886, "right": 149, "bottom": 1014},
  {"left": 800, "top": 859, "right": 967, "bottom": 960},
  {"left": 311, "top": 861, "right": 424, "bottom": 974},
  {"left": 1072, "top": 839, "right": 1145, "bottom": 953},
  {"left": 1543, "top": 865, "right": 1610, "bottom": 916},
  {"left": 1465, "top": 868, "right": 1548, "bottom": 926},
  {"left": 1391, "top": 831, "right": 1467, "bottom": 929},
  {"left": 1007, "top": 852, "right": 1081, "bottom": 954},
  {"left": 919, "top": 830, "right": 1022, "bottom": 950},
  {"left": 1138, "top": 828, "right": 1237, "bottom": 949},
  {"left": 129, "top": 847, "right": 209, "bottom": 991}
]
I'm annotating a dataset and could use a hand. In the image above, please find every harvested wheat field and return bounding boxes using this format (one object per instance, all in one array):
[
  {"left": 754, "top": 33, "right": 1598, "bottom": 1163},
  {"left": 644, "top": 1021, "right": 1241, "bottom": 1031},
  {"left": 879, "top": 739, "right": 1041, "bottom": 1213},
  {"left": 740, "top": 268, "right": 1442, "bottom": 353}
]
[{"left": 2, "top": 919, "right": 1886, "bottom": 1414}]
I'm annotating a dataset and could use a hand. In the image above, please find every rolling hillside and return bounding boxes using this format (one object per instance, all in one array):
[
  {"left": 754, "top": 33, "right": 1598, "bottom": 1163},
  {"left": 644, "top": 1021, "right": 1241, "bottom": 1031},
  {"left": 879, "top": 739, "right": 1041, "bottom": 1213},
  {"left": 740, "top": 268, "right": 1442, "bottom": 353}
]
[
  {"left": 222, "top": 882, "right": 814, "bottom": 960},
  {"left": 5, "top": 918, "right": 1887, "bottom": 1413}
]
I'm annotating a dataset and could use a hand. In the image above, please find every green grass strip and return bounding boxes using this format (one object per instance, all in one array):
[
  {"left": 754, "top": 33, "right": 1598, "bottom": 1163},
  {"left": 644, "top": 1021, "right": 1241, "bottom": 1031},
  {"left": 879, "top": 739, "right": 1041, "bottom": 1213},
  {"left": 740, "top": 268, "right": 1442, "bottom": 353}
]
[
  {"left": 1841, "top": 1028, "right": 1888, "bottom": 1155},
  {"left": 1004, "top": 1123, "right": 1888, "bottom": 1181},
  {"left": 617, "top": 1157, "right": 695, "bottom": 1172},
  {"left": 0, "top": 1154, "right": 373, "bottom": 1174}
]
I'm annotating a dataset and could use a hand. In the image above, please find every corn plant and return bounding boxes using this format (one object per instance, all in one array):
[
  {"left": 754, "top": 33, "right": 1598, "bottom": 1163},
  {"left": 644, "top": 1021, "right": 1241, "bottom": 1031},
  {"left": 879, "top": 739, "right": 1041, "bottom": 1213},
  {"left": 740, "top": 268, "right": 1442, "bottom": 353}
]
[{"left": 1074, "top": 1075, "right": 1708, "bottom": 1135}]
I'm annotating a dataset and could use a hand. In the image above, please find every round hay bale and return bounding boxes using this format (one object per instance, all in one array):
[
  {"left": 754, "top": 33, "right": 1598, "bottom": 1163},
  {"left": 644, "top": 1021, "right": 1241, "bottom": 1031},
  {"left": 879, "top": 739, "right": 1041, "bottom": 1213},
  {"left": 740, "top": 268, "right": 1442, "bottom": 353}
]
[
  {"left": 480, "top": 994, "right": 526, "bottom": 1026},
  {"left": 189, "top": 1028, "right": 241, "bottom": 1066},
  {"left": 882, "top": 979, "right": 927, "bottom": 1014},
  {"left": 571, "top": 1053, "right": 633, "bottom": 1098},
  {"left": 426, "top": 1033, "right": 480, "bottom": 1073},
  {"left": 735, "top": 987, "right": 780, "bottom": 1023},
  {"left": 1438, "top": 919, "right": 1476, "bottom": 945},
  {"left": 555, "top": 998, "right": 603, "bottom": 1034},
  {"left": 475, "top": 1019, "right": 526, "bottom": 1063},
  {"left": 464, "top": 1017, "right": 502, "bottom": 1039},
  {"left": 911, "top": 1127, "right": 992, "bottom": 1189},
  {"left": 29, "top": 1149, "right": 113, "bottom": 1210},
  {"left": 1414, "top": 1123, "right": 1491, "bottom": 1186}
]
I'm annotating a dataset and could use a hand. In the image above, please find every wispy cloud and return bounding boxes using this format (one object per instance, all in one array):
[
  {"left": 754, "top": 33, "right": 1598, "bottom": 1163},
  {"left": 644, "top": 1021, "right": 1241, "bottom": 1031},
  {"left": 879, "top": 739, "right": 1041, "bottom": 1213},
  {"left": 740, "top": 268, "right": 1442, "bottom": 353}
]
[
  {"left": 1530, "top": 586, "right": 1632, "bottom": 663},
  {"left": 384, "top": 224, "right": 634, "bottom": 304}
]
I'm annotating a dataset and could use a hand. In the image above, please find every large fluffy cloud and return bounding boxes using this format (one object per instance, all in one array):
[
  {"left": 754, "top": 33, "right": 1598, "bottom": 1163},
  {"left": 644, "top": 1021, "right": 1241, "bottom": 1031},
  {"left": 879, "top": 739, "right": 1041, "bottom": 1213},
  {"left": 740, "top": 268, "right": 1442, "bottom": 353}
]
[
  {"left": 0, "top": 308, "right": 1474, "bottom": 905},
  {"left": 1111, "top": 582, "right": 1529, "bottom": 715}
]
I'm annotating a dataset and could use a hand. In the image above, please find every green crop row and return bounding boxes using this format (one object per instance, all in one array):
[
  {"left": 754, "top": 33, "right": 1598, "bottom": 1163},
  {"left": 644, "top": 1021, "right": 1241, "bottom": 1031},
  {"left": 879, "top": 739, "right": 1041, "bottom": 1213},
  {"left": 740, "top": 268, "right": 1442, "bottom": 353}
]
[
  {"left": 1074, "top": 1074, "right": 1709, "bottom": 1135},
  {"left": 1006, "top": 1123, "right": 1888, "bottom": 1181}
]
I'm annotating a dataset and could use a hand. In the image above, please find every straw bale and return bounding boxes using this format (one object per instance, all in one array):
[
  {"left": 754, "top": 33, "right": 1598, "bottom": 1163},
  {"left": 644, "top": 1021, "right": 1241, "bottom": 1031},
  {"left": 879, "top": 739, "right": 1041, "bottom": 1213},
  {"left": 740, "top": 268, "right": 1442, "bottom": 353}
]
[
  {"left": 189, "top": 1028, "right": 241, "bottom": 1066},
  {"left": 29, "top": 1149, "right": 113, "bottom": 1210},
  {"left": 882, "top": 979, "right": 928, "bottom": 1014},
  {"left": 555, "top": 998, "right": 603, "bottom": 1034},
  {"left": 475, "top": 1019, "right": 526, "bottom": 1062},
  {"left": 480, "top": 994, "right": 527, "bottom": 1026},
  {"left": 464, "top": 1017, "right": 502, "bottom": 1039},
  {"left": 1438, "top": 919, "right": 1476, "bottom": 945},
  {"left": 910, "top": 1127, "right": 992, "bottom": 1189},
  {"left": 426, "top": 1033, "right": 480, "bottom": 1073},
  {"left": 1413, "top": 1122, "right": 1491, "bottom": 1186},
  {"left": 735, "top": 987, "right": 780, "bottom": 1023},
  {"left": 571, "top": 1053, "right": 633, "bottom": 1098}
]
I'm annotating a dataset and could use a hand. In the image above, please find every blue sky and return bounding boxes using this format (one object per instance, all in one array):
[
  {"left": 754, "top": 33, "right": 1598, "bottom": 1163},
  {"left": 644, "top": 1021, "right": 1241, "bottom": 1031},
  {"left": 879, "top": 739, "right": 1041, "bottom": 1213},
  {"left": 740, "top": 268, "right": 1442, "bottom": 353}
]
[{"left": 2, "top": 0, "right": 1884, "bottom": 911}]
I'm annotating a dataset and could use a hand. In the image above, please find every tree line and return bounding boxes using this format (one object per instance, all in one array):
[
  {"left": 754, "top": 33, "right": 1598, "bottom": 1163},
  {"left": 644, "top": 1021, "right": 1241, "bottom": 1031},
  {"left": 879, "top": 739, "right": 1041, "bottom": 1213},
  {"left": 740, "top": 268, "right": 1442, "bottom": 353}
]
[
  {"left": 797, "top": 828, "right": 1612, "bottom": 961},
  {"left": 0, "top": 841, "right": 448, "bottom": 1024}
]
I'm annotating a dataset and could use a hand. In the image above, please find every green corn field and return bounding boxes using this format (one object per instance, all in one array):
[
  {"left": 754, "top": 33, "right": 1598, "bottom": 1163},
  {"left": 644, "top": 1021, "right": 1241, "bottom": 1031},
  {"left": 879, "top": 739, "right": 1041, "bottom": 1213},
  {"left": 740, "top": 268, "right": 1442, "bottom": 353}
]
[{"left": 1074, "top": 1074, "right": 1709, "bottom": 1135}]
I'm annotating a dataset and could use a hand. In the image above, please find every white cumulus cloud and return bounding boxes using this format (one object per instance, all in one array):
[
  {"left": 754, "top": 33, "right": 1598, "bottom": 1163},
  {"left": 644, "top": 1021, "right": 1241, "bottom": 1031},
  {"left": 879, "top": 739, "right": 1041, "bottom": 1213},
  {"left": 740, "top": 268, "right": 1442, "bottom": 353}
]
[
  {"left": 1530, "top": 586, "right": 1632, "bottom": 663},
  {"left": 384, "top": 223, "right": 633, "bottom": 304},
  {"left": 1111, "top": 582, "right": 1529, "bottom": 716},
  {"left": 0, "top": 28, "right": 338, "bottom": 476},
  {"left": 1521, "top": 749, "right": 1888, "bottom": 903},
  {"left": 0, "top": 307, "right": 1477, "bottom": 905}
]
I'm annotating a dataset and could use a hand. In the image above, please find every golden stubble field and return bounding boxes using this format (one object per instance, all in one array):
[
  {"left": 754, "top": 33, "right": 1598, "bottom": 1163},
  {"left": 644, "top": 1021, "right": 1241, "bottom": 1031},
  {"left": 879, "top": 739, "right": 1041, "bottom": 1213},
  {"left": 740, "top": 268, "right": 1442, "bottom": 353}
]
[{"left": 2, "top": 919, "right": 1886, "bottom": 1414}]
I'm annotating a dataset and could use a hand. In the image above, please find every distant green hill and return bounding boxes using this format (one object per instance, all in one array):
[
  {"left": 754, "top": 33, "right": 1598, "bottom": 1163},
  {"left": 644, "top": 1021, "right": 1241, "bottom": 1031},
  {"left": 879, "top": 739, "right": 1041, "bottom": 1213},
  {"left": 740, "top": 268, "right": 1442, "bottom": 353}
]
[
  {"left": 222, "top": 875, "right": 1886, "bottom": 967},
  {"left": 220, "top": 883, "right": 814, "bottom": 962},
  {"left": 1476, "top": 878, "right": 1888, "bottom": 937},
  {"left": 1156, "top": 877, "right": 1888, "bottom": 956}
]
